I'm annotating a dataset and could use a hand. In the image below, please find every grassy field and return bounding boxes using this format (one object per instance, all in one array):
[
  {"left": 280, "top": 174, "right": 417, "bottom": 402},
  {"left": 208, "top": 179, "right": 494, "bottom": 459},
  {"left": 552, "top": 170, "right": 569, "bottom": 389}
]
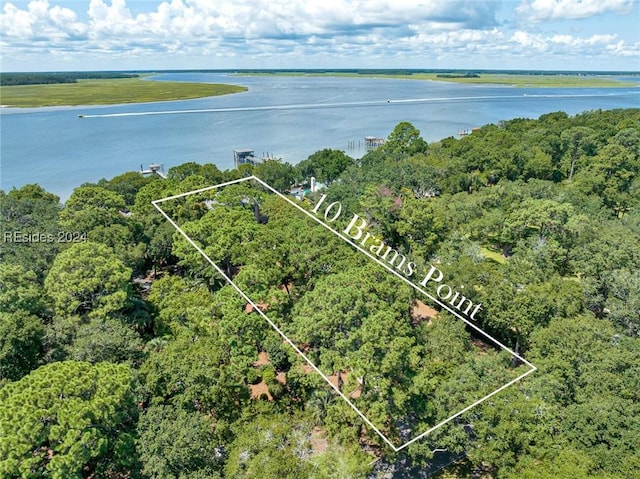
[
  {"left": 0, "top": 77, "right": 248, "bottom": 107},
  {"left": 235, "top": 71, "right": 637, "bottom": 88}
]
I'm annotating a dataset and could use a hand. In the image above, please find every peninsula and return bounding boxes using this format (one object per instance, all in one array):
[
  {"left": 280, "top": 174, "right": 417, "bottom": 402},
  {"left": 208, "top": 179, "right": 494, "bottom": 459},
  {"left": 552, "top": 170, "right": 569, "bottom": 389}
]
[{"left": 0, "top": 73, "right": 247, "bottom": 107}]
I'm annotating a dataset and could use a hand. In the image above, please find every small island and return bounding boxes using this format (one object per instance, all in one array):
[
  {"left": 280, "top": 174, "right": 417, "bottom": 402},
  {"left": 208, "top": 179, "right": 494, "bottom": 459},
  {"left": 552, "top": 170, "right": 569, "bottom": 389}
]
[
  {"left": 436, "top": 72, "right": 480, "bottom": 78},
  {"left": 0, "top": 72, "right": 247, "bottom": 107}
]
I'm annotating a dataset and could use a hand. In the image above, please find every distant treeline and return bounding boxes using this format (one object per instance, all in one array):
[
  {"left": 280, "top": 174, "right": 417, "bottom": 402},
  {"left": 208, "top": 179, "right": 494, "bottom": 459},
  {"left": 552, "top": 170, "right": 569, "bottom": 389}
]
[
  {"left": 2, "top": 69, "right": 636, "bottom": 85},
  {"left": 226, "top": 68, "right": 598, "bottom": 76},
  {"left": 1, "top": 72, "right": 139, "bottom": 86},
  {"left": 145, "top": 68, "right": 637, "bottom": 76},
  {"left": 436, "top": 73, "right": 480, "bottom": 78}
]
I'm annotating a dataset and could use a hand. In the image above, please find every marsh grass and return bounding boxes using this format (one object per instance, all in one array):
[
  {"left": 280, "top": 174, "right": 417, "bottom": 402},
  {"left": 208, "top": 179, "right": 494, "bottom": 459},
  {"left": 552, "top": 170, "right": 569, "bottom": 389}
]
[
  {"left": 235, "top": 71, "right": 637, "bottom": 88},
  {"left": 0, "top": 77, "right": 247, "bottom": 107}
]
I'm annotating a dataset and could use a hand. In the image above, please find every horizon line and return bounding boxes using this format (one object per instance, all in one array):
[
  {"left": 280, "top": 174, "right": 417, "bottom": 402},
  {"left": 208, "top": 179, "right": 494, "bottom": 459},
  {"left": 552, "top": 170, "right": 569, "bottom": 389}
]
[{"left": 2, "top": 68, "right": 640, "bottom": 75}]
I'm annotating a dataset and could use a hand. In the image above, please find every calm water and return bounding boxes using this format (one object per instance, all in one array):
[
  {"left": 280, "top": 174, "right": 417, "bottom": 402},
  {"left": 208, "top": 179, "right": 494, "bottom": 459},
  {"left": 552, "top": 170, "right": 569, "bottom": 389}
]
[{"left": 1, "top": 73, "right": 638, "bottom": 200}]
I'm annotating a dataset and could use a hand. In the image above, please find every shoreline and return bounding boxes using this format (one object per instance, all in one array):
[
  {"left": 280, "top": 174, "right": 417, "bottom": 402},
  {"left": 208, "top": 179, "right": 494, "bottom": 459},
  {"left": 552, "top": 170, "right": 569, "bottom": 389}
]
[
  {"left": 0, "top": 92, "right": 249, "bottom": 115},
  {"left": 232, "top": 71, "right": 640, "bottom": 88},
  {"left": 0, "top": 76, "right": 248, "bottom": 108}
]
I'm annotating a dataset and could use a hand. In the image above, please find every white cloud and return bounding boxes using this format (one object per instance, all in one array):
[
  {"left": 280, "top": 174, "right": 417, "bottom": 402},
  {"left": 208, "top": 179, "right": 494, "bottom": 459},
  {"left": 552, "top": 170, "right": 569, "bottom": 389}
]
[
  {"left": 1, "top": 0, "right": 498, "bottom": 43},
  {"left": 606, "top": 39, "right": 640, "bottom": 57},
  {"left": 550, "top": 33, "right": 617, "bottom": 45},
  {"left": 0, "top": 0, "right": 501, "bottom": 66},
  {"left": 515, "top": 0, "right": 636, "bottom": 21},
  {"left": 0, "top": 0, "right": 86, "bottom": 40},
  {"left": 508, "top": 30, "right": 640, "bottom": 62},
  {"left": 0, "top": 0, "right": 637, "bottom": 70},
  {"left": 510, "top": 31, "right": 550, "bottom": 50},
  {"left": 0, "top": 3, "right": 33, "bottom": 37}
]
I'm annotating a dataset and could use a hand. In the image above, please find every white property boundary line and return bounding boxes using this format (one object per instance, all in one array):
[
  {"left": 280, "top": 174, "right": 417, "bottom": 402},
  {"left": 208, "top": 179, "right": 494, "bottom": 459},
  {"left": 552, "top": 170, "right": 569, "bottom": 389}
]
[{"left": 152, "top": 175, "right": 537, "bottom": 452}]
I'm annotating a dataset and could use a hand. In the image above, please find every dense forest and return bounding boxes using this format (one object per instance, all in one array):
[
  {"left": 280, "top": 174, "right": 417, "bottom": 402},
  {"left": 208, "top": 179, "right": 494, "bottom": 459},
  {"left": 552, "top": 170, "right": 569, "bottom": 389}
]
[
  {"left": 0, "top": 72, "right": 139, "bottom": 86},
  {"left": 1, "top": 108, "right": 639, "bottom": 478}
]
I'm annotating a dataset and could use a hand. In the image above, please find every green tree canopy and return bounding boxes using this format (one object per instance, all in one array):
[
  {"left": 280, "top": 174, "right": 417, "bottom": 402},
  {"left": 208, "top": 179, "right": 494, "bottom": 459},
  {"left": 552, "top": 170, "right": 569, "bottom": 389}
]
[
  {"left": 67, "top": 317, "right": 145, "bottom": 365},
  {"left": 560, "top": 126, "right": 598, "bottom": 180},
  {"left": 44, "top": 241, "right": 132, "bottom": 318},
  {"left": 294, "top": 149, "right": 355, "bottom": 185},
  {"left": 382, "top": 121, "right": 428, "bottom": 158},
  {"left": 0, "top": 263, "right": 48, "bottom": 316},
  {"left": 0, "top": 310, "right": 44, "bottom": 382},
  {"left": 173, "top": 206, "right": 258, "bottom": 282},
  {"left": 253, "top": 159, "right": 296, "bottom": 192},
  {"left": 147, "top": 274, "right": 217, "bottom": 335},
  {"left": 140, "top": 333, "right": 249, "bottom": 422},
  {"left": 224, "top": 409, "right": 314, "bottom": 479},
  {"left": 288, "top": 263, "right": 412, "bottom": 365},
  {"left": 97, "top": 171, "right": 155, "bottom": 206},
  {"left": 0, "top": 361, "right": 137, "bottom": 478},
  {"left": 137, "top": 404, "right": 223, "bottom": 479},
  {"left": 58, "top": 185, "right": 127, "bottom": 233},
  {"left": 167, "top": 161, "right": 224, "bottom": 185},
  {"left": 0, "top": 185, "right": 61, "bottom": 280}
]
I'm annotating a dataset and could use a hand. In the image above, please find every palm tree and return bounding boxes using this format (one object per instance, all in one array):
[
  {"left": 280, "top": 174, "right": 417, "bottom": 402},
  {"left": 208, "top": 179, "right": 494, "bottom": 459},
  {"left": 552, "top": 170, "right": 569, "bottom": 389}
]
[{"left": 306, "top": 389, "right": 333, "bottom": 426}]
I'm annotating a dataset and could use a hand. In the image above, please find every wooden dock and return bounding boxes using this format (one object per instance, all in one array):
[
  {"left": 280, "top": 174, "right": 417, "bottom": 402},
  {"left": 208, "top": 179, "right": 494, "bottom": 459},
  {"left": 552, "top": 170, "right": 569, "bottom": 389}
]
[
  {"left": 140, "top": 163, "right": 167, "bottom": 179},
  {"left": 234, "top": 149, "right": 279, "bottom": 168}
]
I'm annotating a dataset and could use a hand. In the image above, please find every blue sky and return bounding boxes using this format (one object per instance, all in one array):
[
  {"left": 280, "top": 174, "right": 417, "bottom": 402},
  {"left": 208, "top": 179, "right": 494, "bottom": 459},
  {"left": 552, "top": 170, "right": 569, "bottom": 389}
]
[{"left": 1, "top": 0, "right": 639, "bottom": 72}]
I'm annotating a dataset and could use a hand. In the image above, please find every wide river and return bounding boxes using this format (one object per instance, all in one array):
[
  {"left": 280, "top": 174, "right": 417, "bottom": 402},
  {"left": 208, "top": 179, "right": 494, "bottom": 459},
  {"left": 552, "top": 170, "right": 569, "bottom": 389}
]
[{"left": 1, "top": 72, "right": 639, "bottom": 200}]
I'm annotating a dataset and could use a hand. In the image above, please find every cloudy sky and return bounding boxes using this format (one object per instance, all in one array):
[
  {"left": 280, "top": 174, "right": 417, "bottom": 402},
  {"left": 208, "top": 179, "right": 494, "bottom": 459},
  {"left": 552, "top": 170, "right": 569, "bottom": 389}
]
[{"left": 1, "top": 0, "right": 639, "bottom": 72}]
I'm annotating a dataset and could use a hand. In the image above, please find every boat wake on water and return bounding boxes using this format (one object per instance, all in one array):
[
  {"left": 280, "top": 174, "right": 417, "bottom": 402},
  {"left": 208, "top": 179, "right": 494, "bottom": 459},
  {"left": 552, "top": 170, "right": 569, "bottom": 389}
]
[{"left": 78, "top": 91, "right": 639, "bottom": 118}]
